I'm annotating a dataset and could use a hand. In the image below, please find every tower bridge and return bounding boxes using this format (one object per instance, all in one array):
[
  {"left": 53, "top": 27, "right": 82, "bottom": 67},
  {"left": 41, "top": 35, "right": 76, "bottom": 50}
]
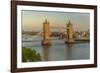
[{"left": 42, "top": 19, "right": 74, "bottom": 45}]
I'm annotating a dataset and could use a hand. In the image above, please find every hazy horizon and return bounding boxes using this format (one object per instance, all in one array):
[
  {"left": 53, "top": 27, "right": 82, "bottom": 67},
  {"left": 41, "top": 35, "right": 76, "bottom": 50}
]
[{"left": 22, "top": 10, "right": 90, "bottom": 32}]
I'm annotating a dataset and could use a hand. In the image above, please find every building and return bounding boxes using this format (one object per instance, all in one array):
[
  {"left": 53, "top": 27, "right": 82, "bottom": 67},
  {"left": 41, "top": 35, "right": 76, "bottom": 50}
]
[
  {"left": 42, "top": 19, "right": 51, "bottom": 45},
  {"left": 65, "top": 20, "right": 74, "bottom": 43}
]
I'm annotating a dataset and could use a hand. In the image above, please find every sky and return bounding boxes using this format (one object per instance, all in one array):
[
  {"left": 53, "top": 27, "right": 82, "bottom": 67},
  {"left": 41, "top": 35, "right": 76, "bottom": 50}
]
[{"left": 22, "top": 10, "right": 90, "bottom": 32}]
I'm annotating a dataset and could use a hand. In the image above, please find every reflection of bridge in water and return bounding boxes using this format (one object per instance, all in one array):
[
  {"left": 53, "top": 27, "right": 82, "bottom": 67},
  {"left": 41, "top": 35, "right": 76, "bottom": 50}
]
[{"left": 42, "top": 44, "right": 73, "bottom": 61}]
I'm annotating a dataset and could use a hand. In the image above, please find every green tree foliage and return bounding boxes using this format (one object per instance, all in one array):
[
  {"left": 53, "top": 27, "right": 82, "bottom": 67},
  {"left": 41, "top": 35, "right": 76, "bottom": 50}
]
[{"left": 22, "top": 47, "right": 41, "bottom": 62}]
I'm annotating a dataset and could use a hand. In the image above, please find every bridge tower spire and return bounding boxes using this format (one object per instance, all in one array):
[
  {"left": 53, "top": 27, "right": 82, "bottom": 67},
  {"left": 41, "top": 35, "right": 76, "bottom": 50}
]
[
  {"left": 65, "top": 20, "right": 74, "bottom": 43},
  {"left": 42, "top": 19, "right": 51, "bottom": 45}
]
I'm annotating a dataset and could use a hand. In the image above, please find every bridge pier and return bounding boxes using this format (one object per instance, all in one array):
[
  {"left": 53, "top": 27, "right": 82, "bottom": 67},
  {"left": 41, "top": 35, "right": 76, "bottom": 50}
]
[
  {"left": 42, "top": 19, "right": 51, "bottom": 45},
  {"left": 65, "top": 20, "right": 74, "bottom": 43}
]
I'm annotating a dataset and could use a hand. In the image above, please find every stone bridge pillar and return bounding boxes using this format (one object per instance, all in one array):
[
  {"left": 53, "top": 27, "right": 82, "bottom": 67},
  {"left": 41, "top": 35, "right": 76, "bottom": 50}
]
[
  {"left": 65, "top": 20, "right": 74, "bottom": 43},
  {"left": 42, "top": 19, "right": 51, "bottom": 45}
]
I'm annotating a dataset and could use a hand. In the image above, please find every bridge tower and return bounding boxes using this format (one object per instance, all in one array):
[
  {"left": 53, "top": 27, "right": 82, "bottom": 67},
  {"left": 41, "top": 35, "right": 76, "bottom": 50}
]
[
  {"left": 42, "top": 19, "right": 51, "bottom": 45},
  {"left": 65, "top": 20, "right": 74, "bottom": 43}
]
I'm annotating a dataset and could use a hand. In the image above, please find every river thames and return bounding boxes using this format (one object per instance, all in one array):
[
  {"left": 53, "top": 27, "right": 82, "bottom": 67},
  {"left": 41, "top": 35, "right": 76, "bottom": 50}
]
[{"left": 22, "top": 35, "right": 90, "bottom": 61}]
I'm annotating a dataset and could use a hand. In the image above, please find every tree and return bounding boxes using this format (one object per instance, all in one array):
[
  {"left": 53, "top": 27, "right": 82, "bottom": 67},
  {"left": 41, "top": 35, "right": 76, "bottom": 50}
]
[{"left": 22, "top": 47, "right": 41, "bottom": 62}]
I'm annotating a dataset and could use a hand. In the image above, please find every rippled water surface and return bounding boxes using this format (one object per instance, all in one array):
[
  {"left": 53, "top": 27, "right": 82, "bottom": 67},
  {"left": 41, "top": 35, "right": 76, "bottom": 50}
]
[{"left": 22, "top": 35, "right": 90, "bottom": 61}]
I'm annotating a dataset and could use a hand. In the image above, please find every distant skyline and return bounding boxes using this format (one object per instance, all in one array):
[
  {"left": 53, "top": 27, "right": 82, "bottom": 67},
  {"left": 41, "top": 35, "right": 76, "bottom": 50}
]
[{"left": 22, "top": 10, "right": 90, "bottom": 32}]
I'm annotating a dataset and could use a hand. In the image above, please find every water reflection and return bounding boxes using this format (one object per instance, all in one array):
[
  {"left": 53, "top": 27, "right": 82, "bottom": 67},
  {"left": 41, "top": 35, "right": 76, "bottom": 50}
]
[
  {"left": 23, "top": 40, "right": 90, "bottom": 61},
  {"left": 65, "top": 43, "right": 73, "bottom": 60},
  {"left": 66, "top": 43, "right": 73, "bottom": 49},
  {"left": 42, "top": 43, "right": 74, "bottom": 61},
  {"left": 42, "top": 45, "right": 51, "bottom": 61}
]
